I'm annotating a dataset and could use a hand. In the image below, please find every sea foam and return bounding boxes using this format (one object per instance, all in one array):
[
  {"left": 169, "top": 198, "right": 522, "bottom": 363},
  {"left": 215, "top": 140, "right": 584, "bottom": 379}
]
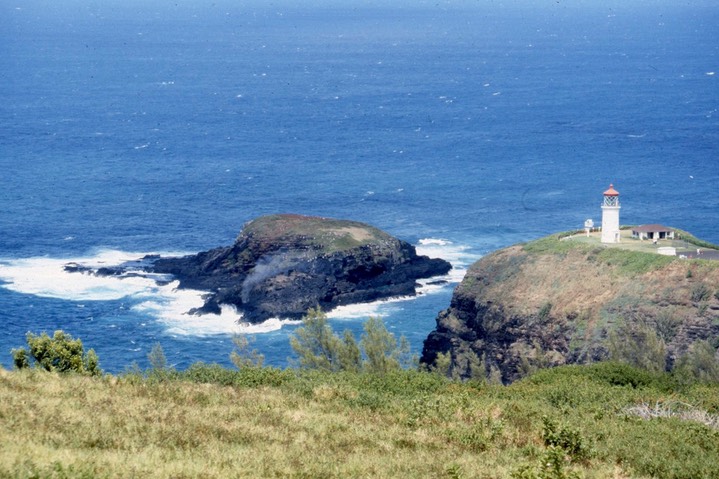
[{"left": 0, "top": 239, "right": 474, "bottom": 336}]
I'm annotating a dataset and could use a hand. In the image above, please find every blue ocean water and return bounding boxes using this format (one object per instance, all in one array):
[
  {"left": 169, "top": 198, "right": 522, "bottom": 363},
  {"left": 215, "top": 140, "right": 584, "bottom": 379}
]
[{"left": 1, "top": 1, "right": 717, "bottom": 373}]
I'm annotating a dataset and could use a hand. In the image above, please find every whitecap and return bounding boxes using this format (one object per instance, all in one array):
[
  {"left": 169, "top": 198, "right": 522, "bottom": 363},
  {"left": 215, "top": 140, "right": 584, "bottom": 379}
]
[
  {"left": 0, "top": 251, "right": 165, "bottom": 301},
  {"left": 0, "top": 240, "right": 477, "bottom": 337},
  {"left": 415, "top": 238, "right": 479, "bottom": 270}
]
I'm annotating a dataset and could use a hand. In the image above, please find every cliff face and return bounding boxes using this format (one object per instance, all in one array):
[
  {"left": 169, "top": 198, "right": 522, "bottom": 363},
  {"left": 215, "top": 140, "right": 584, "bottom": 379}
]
[
  {"left": 421, "top": 235, "right": 719, "bottom": 383},
  {"left": 153, "top": 214, "right": 451, "bottom": 323}
]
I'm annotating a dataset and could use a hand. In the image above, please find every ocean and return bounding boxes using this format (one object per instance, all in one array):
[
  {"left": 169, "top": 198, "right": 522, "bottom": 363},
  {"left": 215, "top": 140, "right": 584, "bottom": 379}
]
[{"left": 1, "top": 1, "right": 717, "bottom": 373}]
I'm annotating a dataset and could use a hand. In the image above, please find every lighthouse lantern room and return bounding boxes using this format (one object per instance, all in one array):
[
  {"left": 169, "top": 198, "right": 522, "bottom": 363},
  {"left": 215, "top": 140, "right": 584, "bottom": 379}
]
[{"left": 601, "top": 184, "right": 621, "bottom": 244}]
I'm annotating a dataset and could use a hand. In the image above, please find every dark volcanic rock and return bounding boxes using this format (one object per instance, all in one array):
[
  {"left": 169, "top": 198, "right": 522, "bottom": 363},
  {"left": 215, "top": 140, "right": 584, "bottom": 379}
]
[{"left": 152, "top": 214, "right": 451, "bottom": 323}]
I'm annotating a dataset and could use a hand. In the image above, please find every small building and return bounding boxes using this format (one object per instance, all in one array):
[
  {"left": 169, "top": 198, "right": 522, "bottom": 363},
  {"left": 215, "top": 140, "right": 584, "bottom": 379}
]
[{"left": 631, "top": 224, "right": 675, "bottom": 241}]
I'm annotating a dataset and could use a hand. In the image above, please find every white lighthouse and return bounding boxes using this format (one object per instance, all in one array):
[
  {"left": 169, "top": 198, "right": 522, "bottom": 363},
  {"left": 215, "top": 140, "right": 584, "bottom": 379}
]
[{"left": 601, "top": 184, "right": 621, "bottom": 244}]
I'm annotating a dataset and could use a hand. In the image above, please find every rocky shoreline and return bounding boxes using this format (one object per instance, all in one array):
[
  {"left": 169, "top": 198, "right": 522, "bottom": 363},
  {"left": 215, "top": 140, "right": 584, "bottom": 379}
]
[{"left": 81, "top": 214, "right": 451, "bottom": 324}]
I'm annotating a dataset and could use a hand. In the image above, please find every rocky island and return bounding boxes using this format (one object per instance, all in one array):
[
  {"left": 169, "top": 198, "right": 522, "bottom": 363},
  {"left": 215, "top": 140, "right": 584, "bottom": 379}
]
[
  {"left": 152, "top": 214, "right": 452, "bottom": 323},
  {"left": 421, "top": 229, "right": 719, "bottom": 383}
]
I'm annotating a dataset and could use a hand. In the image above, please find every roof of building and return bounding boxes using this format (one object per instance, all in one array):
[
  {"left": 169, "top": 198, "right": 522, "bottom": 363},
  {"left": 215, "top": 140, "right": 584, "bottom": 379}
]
[
  {"left": 632, "top": 224, "right": 674, "bottom": 233},
  {"left": 603, "top": 184, "right": 619, "bottom": 196}
]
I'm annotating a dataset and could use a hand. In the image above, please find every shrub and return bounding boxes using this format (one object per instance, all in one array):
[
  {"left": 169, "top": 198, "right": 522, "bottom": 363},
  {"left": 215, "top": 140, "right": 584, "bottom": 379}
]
[
  {"left": 290, "top": 308, "right": 412, "bottom": 374},
  {"left": 360, "top": 316, "right": 413, "bottom": 373},
  {"left": 229, "top": 334, "right": 265, "bottom": 369},
  {"left": 180, "top": 362, "right": 293, "bottom": 388},
  {"left": 691, "top": 284, "right": 712, "bottom": 303},
  {"left": 289, "top": 307, "right": 358, "bottom": 372},
  {"left": 541, "top": 416, "right": 591, "bottom": 462},
  {"left": 148, "top": 342, "right": 169, "bottom": 371},
  {"left": 674, "top": 341, "right": 719, "bottom": 384},
  {"left": 608, "top": 320, "right": 666, "bottom": 373},
  {"left": 12, "top": 330, "right": 101, "bottom": 376}
]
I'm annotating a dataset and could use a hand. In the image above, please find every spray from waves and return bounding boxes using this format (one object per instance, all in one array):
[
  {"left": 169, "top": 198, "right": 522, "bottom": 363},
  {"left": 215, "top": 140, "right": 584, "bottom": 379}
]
[
  {"left": 0, "top": 239, "right": 476, "bottom": 336},
  {"left": 415, "top": 237, "right": 480, "bottom": 283},
  {"left": 134, "top": 285, "right": 295, "bottom": 337},
  {"left": 0, "top": 250, "right": 169, "bottom": 301},
  {"left": 327, "top": 238, "right": 479, "bottom": 321},
  {"left": 0, "top": 249, "right": 285, "bottom": 337}
]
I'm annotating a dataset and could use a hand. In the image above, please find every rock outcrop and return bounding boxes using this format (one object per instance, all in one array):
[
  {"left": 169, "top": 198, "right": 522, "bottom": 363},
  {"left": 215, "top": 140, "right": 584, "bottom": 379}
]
[
  {"left": 152, "top": 214, "right": 451, "bottom": 323},
  {"left": 421, "top": 233, "right": 719, "bottom": 383}
]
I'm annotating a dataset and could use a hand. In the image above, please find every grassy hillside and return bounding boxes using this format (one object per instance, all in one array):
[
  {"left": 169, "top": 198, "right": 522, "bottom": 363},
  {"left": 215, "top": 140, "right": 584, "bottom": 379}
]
[
  {"left": 428, "top": 228, "right": 719, "bottom": 383},
  {"left": 241, "top": 214, "right": 390, "bottom": 253},
  {"left": 1, "top": 364, "right": 718, "bottom": 479}
]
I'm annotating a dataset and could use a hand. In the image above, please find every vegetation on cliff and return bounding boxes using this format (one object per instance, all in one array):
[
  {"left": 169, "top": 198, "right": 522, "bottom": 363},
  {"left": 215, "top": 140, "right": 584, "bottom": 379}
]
[
  {"left": 422, "top": 230, "right": 719, "bottom": 384},
  {"left": 3, "top": 322, "right": 719, "bottom": 478},
  {"left": 239, "top": 214, "right": 391, "bottom": 253}
]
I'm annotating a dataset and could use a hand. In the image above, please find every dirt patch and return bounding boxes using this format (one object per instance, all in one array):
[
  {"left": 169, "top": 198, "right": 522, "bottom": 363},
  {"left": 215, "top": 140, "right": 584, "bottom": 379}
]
[{"left": 334, "top": 226, "right": 375, "bottom": 243}]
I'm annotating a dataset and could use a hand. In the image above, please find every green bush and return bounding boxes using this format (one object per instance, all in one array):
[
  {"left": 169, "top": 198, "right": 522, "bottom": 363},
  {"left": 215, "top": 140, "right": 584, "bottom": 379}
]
[
  {"left": 595, "top": 248, "right": 674, "bottom": 275},
  {"left": 584, "top": 361, "right": 669, "bottom": 389},
  {"left": 229, "top": 334, "right": 265, "bottom": 369},
  {"left": 180, "top": 362, "right": 293, "bottom": 388},
  {"left": 608, "top": 320, "right": 667, "bottom": 373},
  {"left": 290, "top": 308, "right": 413, "bottom": 374},
  {"left": 12, "top": 330, "right": 101, "bottom": 376},
  {"left": 674, "top": 341, "right": 719, "bottom": 384},
  {"left": 691, "top": 284, "right": 712, "bottom": 303},
  {"left": 541, "top": 416, "right": 591, "bottom": 463}
]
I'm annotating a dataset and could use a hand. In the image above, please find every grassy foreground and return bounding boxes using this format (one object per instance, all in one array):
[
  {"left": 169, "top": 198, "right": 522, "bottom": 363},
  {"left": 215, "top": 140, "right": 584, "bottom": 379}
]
[{"left": 1, "top": 363, "right": 718, "bottom": 479}]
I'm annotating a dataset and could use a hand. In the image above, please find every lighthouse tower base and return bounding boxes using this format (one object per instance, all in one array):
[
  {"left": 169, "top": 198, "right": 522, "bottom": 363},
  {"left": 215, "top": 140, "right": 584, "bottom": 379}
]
[{"left": 601, "top": 206, "right": 620, "bottom": 244}]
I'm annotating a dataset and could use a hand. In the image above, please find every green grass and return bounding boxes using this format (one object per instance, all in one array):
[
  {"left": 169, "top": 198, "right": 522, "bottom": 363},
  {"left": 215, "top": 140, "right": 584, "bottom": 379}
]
[
  {"left": 242, "top": 214, "right": 389, "bottom": 253},
  {"left": 2, "top": 363, "right": 718, "bottom": 478},
  {"left": 521, "top": 233, "right": 593, "bottom": 255},
  {"left": 592, "top": 247, "right": 676, "bottom": 275},
  {"left": 673, "top": 228, "right": 719, "bottom": 250},
  {"left": 522, "top": 231, "right": 685, "bottom": 276}
]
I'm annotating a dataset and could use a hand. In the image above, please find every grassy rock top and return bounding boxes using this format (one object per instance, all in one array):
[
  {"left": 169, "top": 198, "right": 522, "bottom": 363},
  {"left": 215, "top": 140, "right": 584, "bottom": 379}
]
[{"left": 239, "top": 214, "right": 392, "bottom": 253}]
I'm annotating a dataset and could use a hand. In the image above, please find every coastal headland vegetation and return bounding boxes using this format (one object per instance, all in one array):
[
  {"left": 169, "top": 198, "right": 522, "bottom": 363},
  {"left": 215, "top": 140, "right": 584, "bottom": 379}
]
[
  {"left": 422, "top": 227, "right": 719, "bottom": 384},
  {"left": 3, "top": 309, "right": 719, "bottom": 479}
]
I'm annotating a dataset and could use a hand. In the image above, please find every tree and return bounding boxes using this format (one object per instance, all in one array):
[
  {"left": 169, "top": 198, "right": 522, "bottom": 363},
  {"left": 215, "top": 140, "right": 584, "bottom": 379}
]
[
  {"left": 230, "top": 334, "right": 265, "bottom": 369},
  {"left": 290, "top": 307, "right": 345, "bottom": 371},
  {"left": 360, "top": 316, "right": 414, "bottom": 374},
  {"left": 608, "top": 320, "right": 666, "bottom": 373},
  {"left": 148, "top": 342, "right": 168, "bottom": 371},
  {"left": 674, "top": 340, "right": 719, "bottom": 383},
  {"left": 337, "top": 330, "right": 362, "bottom": 373},
  {"left": 12, "top": 330, "right": 101, "bottom": 376},
  {"left": 289, "top": 308, "right": 410, "bottom": 374}
]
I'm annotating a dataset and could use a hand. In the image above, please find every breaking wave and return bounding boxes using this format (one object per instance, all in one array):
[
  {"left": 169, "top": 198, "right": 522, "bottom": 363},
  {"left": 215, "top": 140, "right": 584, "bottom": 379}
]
[{"left": 0, "top": 238, "right": 475, "bottom": 336}]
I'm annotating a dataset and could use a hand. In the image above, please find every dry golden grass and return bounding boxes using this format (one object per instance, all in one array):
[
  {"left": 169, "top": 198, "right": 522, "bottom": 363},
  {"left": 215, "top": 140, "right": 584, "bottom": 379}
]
[
  {"left": 2, "top": 365, "right": 718, "bottom": 479},
  {"left": 0, "top": 369, "right": 514, "bottom": 478}
]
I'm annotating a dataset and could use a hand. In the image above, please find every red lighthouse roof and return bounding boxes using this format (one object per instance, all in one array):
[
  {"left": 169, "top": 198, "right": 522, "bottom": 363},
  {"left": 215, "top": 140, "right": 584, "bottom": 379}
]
[{"left": 603, "top": 184, "right": 619, "bottom": 196}]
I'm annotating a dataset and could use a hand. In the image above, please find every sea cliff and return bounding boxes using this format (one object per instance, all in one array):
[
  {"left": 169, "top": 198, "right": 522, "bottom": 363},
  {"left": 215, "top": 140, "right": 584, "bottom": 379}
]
[{"left": 421, "top": 231, "right": 719, "bottom": 383}]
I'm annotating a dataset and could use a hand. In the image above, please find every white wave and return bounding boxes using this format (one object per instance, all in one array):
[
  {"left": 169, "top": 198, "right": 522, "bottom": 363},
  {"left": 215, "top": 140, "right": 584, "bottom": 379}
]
[
  {"left": 134, "top": 283, "right": 294, "bottom": 336},
  {"left": 0, "top": 251, "right": 163, "bottom": 301},
  {"left": 416, "top": 237, "right": 481, "bottom": 284},
  {"left": 0, "top": 249, "right": 299, "bottom": 337},
  {"left": 416, "top": 238, "right": 479, "bottom": 269},
  {"left": 327, "top": 295, "right": 414, "bottom": 320},
  {"left": 418, "top": 238, "right": 450, "bottom": 246},
  {"left": 0, "top": 239, "right": 478, "bottom": 336}
]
